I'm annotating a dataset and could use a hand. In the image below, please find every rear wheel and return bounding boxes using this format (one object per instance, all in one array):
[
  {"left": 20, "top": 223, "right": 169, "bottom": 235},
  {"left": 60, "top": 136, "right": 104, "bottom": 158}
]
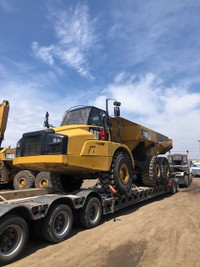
[
  {"left": 79, "top": 197, "right": 102, "bottom": 228},
  {"left": 13, "top": 170, "right": 35, "bottom": 190},
  {"left": 100, "top": 152, "right": 133, "bottom": 195},
  {"left": 141, "top": 156, "right": 162, "bottom": 186},
  {"left": 160, "top": 157, "right": 170, "bottom": 185},
  {"left": 0, "top": 215, "right": 28, "bottom": 265},
  {"left": 35, "top": 172, "right": 52, "bottom": 188},
  {"left": 42, "top": 204, "right": 73, "bottom": 243}
]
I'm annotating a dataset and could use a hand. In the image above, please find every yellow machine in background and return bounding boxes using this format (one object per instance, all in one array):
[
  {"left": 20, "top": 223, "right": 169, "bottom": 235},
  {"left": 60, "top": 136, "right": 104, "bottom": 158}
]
[
  {"left": 13, "top": 100, "right": 173, "bottom": 194},
  {"left": 0, "top": 101, "right": 19, "bottom": 187}
]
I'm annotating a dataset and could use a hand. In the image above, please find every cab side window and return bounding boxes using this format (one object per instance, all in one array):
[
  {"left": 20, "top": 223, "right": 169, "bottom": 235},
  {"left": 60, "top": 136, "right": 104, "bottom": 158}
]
[{"left": 88, "top": 108, "right": 105, "bottom": 126}]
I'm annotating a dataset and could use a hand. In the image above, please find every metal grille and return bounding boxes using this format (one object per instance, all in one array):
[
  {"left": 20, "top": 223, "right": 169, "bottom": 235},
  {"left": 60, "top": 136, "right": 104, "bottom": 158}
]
[{"left": 23, "top": 135, "right": 41, "bottom": 156}]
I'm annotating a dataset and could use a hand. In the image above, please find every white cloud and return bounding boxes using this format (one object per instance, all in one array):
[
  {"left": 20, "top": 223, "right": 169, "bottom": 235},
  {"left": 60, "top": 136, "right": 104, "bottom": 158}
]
[
  {"left": 94, "top": 72, "right": 200, "bottom": 159},
  {"left": 31, "top": 42, "right": 54, "bottom": 66},
  {"left": 31, "top": 3, "right": 97, "bottom": 79}
]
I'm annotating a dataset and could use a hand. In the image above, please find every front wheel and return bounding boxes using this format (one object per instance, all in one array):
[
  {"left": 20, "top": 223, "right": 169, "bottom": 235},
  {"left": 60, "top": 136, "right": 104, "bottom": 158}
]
[
  {"left": 41, "top": 204, "right": 73, "bottom": 243},
  {"left": 100, "top": 152, "right": 133, "bottom": 195},
  {"left": 0, "top": 215, "right": 28, "bottom": 265}
]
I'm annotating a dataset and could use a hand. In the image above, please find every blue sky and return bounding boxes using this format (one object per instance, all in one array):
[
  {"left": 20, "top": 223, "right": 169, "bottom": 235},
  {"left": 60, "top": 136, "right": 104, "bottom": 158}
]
[{"left": 0, "top": 0, "right": 200, "bottom": 158}]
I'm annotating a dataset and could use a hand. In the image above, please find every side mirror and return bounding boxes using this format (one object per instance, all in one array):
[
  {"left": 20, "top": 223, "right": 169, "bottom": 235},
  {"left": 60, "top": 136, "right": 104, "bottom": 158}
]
[{"left": 114, "top": 106, "right": 120, "bottom": 117}]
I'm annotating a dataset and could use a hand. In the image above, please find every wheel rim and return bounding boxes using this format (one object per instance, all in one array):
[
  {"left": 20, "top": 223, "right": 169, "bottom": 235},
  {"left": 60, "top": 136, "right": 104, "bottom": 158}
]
[
  {"left": 39, "top": 178, "right": 49, "bottom": 187},
  {"left": 119, "top": 163, "right": 130, "bottom": 184},
  {"left": 18, "top": 177, "right": 27, "bottom": 188},
  {"left": 54, "top": 212, "right": 69, "bottom": 237},
  {"left": 155, "top": 164, "right": 161, "bottom": 179},
  {"left": 88, "top": 203, "right": 100, "bottom": 223},
  {"left": 0, "top": 225, "right": 23, "bottom": 256}
]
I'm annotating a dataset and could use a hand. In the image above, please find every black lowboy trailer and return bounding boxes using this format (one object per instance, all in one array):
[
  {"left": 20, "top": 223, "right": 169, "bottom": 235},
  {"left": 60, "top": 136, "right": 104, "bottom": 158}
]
[{"left": 0, "top": 179, "right": 179, "bottom": 265}]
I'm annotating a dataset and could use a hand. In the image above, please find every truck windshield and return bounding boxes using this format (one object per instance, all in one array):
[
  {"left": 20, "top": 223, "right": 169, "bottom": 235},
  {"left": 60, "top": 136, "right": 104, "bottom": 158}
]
[
  {"left": 60, "top": 107, "right": 106, "bottom": 126},
  {"left": 192, "top": 164, "right": 200, "bottom": 167},
  {"left": 61, "top": 108, "right": 91, "bottom": 126}
]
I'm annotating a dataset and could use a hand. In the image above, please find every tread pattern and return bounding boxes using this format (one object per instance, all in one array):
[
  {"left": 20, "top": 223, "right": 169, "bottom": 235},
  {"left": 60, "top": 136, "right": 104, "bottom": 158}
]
[
  {"left": 99, "top": 151, "right": 133, "bottom": 194},
  {"left": 141, "top": 155, "right": 160, "bottom": 187}
]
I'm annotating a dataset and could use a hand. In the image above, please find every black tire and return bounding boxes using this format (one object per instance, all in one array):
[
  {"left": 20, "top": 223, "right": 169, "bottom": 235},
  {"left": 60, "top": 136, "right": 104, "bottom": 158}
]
[
  {"left": 13, "top": 170, "right": 35, "bottom": 190},
  {"left": 0, "top": 215, "right": 28, "bottom": 265},
  {"left": 35, "top": 172, "right": 53, "bottom": 188},
  {"left": 42, "top": 204, "right": 73, "bottom": 243},
  {"left": 170, "top": 180, "right": 177, "bottom": 194},
  {"left": 60, "top": 176, "right": 83, "bottom": 192},
  {"left": 50, "top": 173, "right": 64, "bottom": 192},
  {"left": 160, "top": 157, "right": 170, "bottom": 185},
  {"left": 79, "top": 197, "right": 102, "bottom": 228},
  {"left": 184, "top": 175, "right": 189, "bottom": 187},
  {"left": 141, "top": 156, "right": 162, "bottom": 186},
  {"left": 100, "top": 152, "right": 133, "bottom": 195}
]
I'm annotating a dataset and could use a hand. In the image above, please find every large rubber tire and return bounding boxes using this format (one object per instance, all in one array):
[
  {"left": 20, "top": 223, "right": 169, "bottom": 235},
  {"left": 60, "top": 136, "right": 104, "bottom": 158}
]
[
  {"left": 160, "top": 157, "right": 170, "bottom": 185},
  {"left": 100, "top": 152, "right": 133, "bottom": 195},
  {"left": 141, "top": 156, "right": 162, "bottom": 186},
  {"left": 0, "top": 215, "right": 28, "bottom": 265},
  {"left": 79, "top": 197, "right": 102, "bottom": 228},
  {"left": 13, "top": 170, "right": 35, "bottom": 190},
  {"left": 60, "top": 176, "right": 83, "bottom": 192},
  {"left": 35, "top": 172, "right": 53, "bottom": 188},
  {"left": 49, "top": 174, "right": 83, "bottom": 192},
  {"left": 42, "top": 204, "right": 73, "bottom": 243}
]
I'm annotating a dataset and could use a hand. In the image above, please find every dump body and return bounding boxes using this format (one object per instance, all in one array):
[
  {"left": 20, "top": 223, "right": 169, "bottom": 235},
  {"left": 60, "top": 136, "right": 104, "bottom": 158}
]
[{"left": 110, "top": 117, "right": 172, "bottom": 156}]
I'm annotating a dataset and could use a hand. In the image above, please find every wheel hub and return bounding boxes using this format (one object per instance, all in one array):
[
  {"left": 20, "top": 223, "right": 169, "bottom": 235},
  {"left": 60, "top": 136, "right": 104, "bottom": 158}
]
[
  {"left": 119, "top": 163, "right": 129, "bottom": 184},
  {"left": 40, "top": 178, "right": 49, "bottom": 187},
  {"left": 18, "top": 177, "right": 27, "bottom": 188}
]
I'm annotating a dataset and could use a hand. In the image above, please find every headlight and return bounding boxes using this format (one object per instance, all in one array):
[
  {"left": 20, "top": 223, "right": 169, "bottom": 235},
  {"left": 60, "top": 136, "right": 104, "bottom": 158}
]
[
  {"left": 52, "top": 137, "right": 62, "bottom": 144},
  {"left": 5, "top": 153, "right": 16, "bottom": 159}
]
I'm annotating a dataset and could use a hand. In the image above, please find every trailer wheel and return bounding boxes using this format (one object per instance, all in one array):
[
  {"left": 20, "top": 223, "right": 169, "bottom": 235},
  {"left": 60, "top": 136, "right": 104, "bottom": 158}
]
[
  {"left": 42, "top": 204, "right": 73, "bottom": 243},
  {"left": 160, "top": 157, "right": 170, "bottom": 185},
  {"left": 0, "top": 215, "right": 28, "bottom": 265},
  {"left": 79, "top": 197, "right": 102, "bottom": 228},
  {"left": 13, "top": 170, "right": 35, "bottom": 190},
  {"left": 35, "top": 172, "right": 52, "bottom": 188},
  {"left": 100, "top": 152, "right": 133, "bottom": 195}
]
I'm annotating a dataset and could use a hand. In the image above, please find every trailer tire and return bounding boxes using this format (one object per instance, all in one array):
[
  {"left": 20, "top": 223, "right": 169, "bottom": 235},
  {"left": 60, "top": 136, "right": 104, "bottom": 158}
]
[
  {"left": 35, "top": 172, "right": 52, "bottom": 188},
  {"left": 79, "top": 197, "right": 102, "bottom": 228},
  {"left": 42, "top": 204, "right": 73, "bottom": 243},
  {"left": 0, "top": 215, "right": 28, "bottom": 265},
  {"left": 100, "top": 152, "right": 133, "bottom": 195},
  {"left": 13, "top": 170, "right": 35, "bottom": 190}
]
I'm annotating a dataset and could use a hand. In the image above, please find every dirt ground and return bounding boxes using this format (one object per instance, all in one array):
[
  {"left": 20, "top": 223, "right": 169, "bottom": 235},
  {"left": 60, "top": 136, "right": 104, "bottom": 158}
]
[{"left": 7, "top": 178, "right": 200, "bottom": 267}]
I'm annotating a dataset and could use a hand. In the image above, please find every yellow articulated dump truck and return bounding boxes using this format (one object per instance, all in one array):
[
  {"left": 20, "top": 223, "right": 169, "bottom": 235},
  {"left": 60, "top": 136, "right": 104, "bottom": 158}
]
[
  {"left": 0, "top": 101, "right": 19, "bottom": 187},
  {"left": 13, "top": 100, "right": 172, "bottom": 194}
]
